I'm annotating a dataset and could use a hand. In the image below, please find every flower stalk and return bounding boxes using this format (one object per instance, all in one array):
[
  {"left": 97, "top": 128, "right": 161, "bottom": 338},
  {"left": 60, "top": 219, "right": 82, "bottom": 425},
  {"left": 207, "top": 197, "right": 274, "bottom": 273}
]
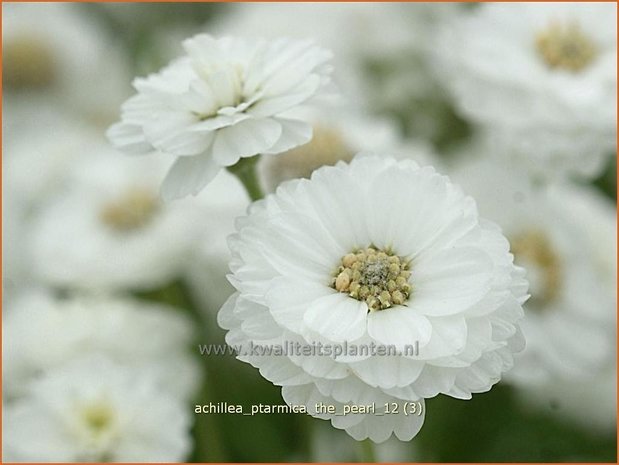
[
  {"left": 358, "top": 439, "right": 376, "bottom": 462},
  {"left": 227, "top": 156, "right": 264, "bottom": 201}
]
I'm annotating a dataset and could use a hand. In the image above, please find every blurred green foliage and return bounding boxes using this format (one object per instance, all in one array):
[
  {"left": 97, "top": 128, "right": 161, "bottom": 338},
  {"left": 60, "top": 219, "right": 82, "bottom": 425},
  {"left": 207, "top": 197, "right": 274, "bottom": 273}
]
[{"left": 418, "top": 386, "right": 616, "bottom": 462}]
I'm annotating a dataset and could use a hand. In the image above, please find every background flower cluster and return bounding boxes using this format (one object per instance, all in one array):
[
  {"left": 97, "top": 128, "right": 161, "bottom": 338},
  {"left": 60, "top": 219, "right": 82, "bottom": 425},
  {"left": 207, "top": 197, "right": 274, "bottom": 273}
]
[{"left": 3, "top": 2, "right": 616, "bottom": 462}]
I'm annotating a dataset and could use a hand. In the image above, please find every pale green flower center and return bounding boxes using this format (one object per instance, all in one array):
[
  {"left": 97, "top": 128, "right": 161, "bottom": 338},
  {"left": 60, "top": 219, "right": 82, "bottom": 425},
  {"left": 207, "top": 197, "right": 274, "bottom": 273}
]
[
  {"left": 81, "top": 403, "right": 115, "bottom": 435},
  {"left": 100, "top": 188, "right": 159, "bottom": 231},
  {"left": 4, "top": 35, "right": 56, "bottom": 90},
  {"left": 332, "top": 246, "right": 411, "bottom": 311},
  {"left": 511, "top": 230, "right": 562, "bottom": 307},
  {"left": 73, "top": 400, "right": 118, "bottom": 461},
  {"left": 535, "top": 21, "right": 597, "bottom": 72}
]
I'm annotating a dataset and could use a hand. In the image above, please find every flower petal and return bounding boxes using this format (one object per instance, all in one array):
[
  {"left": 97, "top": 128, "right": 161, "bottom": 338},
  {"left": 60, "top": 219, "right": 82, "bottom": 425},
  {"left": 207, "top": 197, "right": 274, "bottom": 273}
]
[
  {"left": 261, "top": 118, "right": 312, "bottom": 155},
  {"left": 143, "top": 111, "right": 214, "bottom": 156},
  {"left": 410, "top": 247, "right": 493, "bottom": 316},
  {"left": 107, "top": 122, "right": 153, "bottom": 155},
  {"left": 367, "top": 306, "right": 432, "bottom": 351},
  {"left": 160, "top": 152, "right": 220, "bottom": 201},
  {"left": 304, "top": 293, "right": 367, "bottom": 342},
  {"left": 211, "top": 118, "right": 282, "bottom": 166},
  {"left": 265, "top": 278, "right": 331, "bottom": 333}
]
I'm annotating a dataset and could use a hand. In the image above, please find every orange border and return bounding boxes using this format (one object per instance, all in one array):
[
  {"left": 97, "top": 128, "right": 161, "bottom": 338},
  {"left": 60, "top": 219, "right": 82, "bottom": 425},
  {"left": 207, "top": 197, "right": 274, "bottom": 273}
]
[{"left": 0, "top": 1, "right": 617, "bottom": 464}]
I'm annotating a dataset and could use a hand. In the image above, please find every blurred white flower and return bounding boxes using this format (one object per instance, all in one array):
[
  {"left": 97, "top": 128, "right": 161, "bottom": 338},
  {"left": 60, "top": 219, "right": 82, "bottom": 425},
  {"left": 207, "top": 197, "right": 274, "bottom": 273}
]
[
  {"left": 2, "top": 2, "right": 131, "bottom": 125},
  {"left": 3, "top": 290, "right": 200, "bottom": 401},
  {"left": 451, "top": 156, "right": 616, "bottom": 385},
  {"left": 218, "top": 155, "right": 527, "bottom": 442},
  {"left": 435, "top": 2, "right": 617, "bottom": 179},
  {"left": 4, "top": 354, "right": 191, "bottom": 462},
  {"left": 2, "top": 194, "right": 30, "bottom": 300},
  {"left": 29, "top": 150, "right": 204, "bottom": 291},
  {"left": 257, "top": 108, "right": 439, "bottom": 193},
  {"left": 518, "top": 363, "right": 617, "bottom": 434},
  {"left": 108, "top": 33, "right": 334, "bottom": 200}
]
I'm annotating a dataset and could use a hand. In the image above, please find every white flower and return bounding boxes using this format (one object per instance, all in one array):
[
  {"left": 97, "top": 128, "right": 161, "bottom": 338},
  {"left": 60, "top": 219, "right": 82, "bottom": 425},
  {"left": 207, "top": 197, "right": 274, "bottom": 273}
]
[
  {"left": 451, "top": 156, "right": 616, "bottom": 385},
  {"left": 2, "top": 3, "right": 131, "bottom": 124},
  {"left": 435, "top": 3, "right": 617, "bottom": 179},
  {"left": 257, "top": 107, "right": 440, "bottom": 193},
  {"left": 4, "top": 354, "right": 191, "bottom": 462},
  {"left": 517, "top": 364, "right": 617, "bottom": 434},
  {"left": 107, "top": 33, "right": 334, "bottom": 200},
  {"left": 212, "top": 3, "right": 461, "bottom": 142},
  {"left": 218, "top": 155, "right": 527, "bottom": 442},
  {"left": 29, "top": 150, "right": 204, "bottom": 291},
  {"left": 2, "top": 194, "right": 31, "bottom": 300},
  {"left": 3, "top": 291, "right": 200, "bottom": 401},
  {"left": 185, "top": 111, "right": 439, "bottom": 317}
]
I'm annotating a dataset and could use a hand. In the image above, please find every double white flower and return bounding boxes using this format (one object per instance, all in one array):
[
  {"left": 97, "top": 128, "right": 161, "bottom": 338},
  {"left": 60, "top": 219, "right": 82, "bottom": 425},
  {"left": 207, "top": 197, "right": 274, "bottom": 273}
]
[
  {"left": 3, "top": 292, "right": 199, "bottom": 461},
  {"left": 108, "top": 34, "right": 333, "bottom": 200},
  {"left": 434, "top": 3, "right": 617, "bottom": 180},
  {"left": 219, "top": 155, "right": 528, "bottom": 442}
]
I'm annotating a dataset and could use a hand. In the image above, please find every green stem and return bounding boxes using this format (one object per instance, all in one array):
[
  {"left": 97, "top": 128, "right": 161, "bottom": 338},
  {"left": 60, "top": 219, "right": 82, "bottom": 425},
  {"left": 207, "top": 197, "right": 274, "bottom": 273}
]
[
  {"left": 227, "top": 156, "right": 264, "bottom": 201},
  {"left": 135, "top": 280, "right": 227, "bottom": 462},
  {"left": 299, "top": 413, "right": 315, "bottom": 461},
  {"left": 358, "top": 439, "right": 376, "bottom": 463}
]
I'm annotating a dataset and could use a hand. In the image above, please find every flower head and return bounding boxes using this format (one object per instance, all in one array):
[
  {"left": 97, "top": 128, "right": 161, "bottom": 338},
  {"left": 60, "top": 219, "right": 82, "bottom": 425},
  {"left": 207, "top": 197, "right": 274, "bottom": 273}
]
[
  {"left": 29, "top": 150, "right": 205, "bottom": 291},
  {"left": 3, "top": 291, "right": 200, "bottom": 401},
  {"left": 4, "top": 355, "right": 191, "bottom": 462},
  {"left": 108, "top": 34, "right": 334, "bottom": 200},
  {"left": 3, "top": 2, "right": 131, "bottom": 122},
  {"left": 451, "top": 155, "right": 616, "bottom": 385},
  {"left": 434, "top": 3, "right": 617, "bottom": 180},
  {"left": 218, "top": 155, "right": 527, "bottom": 442}
]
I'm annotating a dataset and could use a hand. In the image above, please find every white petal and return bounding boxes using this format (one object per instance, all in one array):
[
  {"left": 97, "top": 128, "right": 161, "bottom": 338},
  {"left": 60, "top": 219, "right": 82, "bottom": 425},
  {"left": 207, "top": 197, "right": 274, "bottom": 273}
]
[
  {"left": 160, "top": 153, "right": 220, "bottom": 201},
  {"left": 265, "top": 277, "right": 332, "bottom": 333},
  {"left": 142, "top": 111, "right": 214, "bottom": 156},
  {"left": 261, "top": 118, "right": 312, "bottom": 154},
  {"left": 241, "top": 310, "right": 282, "bottom": 341},
  {"left": 281, "top": 384, "right": 348, "bottom": 422},
  {"left": 416, "top": 315, "right": 468, "bottom": 360},
  {"left": 304, "top": 293, "right": 367, "bottom": 342},
  {"left": 249, "top": 74, "right": 321, "bottom": 117},
  {"left": 410, "top": 247, "right": 493, "bottom": 316},
  {"left": 183, "top": 34, "right": 225, "bottom": 69},
  {"left": 191, "top": 113, "right": 247, "bottom": 132},
  {"left": 411, "top": 365, "right": 457, "bottom": 398},
  {"left": 107, "top": 122, "right": 153, "bottom": 155},
  {"left": 367, "top": 306, "right": 432, "bottom": 350},
  {"left": 350, "top": 355, "right": 424, "bottom": 389},
  {"left": 211, "top": 118, "right": 282, "bottom": 166},
  {"left": 366, "top": 164, "right": 478, "bottom": 257},
  {"left": 217, "top": 293, "right": 240, "bottom": 331},
  {"left": 345, "top": 398, "right": 425, "bottom": 443},
  {"left": 245, "top": 355, "right": 313, "bottom": 387},
  {"left": 284, "top": 332, "right": 350, "bottom": 380}
]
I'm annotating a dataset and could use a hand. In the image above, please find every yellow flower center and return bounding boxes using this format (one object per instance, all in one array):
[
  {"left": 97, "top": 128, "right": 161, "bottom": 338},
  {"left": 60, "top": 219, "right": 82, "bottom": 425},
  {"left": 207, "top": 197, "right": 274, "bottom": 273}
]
[
  {"left": 4, "top": 35, "right": 57, "bottom": 90},
  {"left": 265, "top": 125, "right": 353, "bottom": 188},
  {"left": 535, "top": 21, "right": 597, "bottom": 72},
  {"left": 100, "top": 188, "right": 159, "bottom": 232},
  {"left": 332, "top": 246, "right": 411, "bottom": 311},
  {"left": 510, "top": 230, "right": 562, "bottom": 307}
]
